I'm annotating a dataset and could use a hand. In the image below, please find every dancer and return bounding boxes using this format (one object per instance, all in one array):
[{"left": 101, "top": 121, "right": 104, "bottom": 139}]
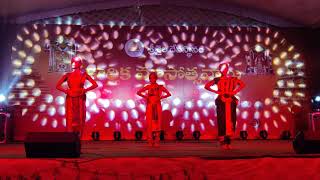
[
  {"left": 56, "top": 56, "right": 98, "bottom": 138},
  {"left": 137, "top": 72, "right": 171, "bottom": 147},
  {"left": 205, "top": 63, "right": 245, "bottom": 149}
]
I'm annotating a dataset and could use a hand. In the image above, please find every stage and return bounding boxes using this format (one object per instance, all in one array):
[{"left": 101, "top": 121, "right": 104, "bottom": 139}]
[
  {"left": 1, "top": 0, "right": 320, "bottom": 179},
  {"left": 0, "top": 140, "right": 307, "bottom": 159},
  {"left": 0, "top": 140, "right": 319, "bottom": 179}
]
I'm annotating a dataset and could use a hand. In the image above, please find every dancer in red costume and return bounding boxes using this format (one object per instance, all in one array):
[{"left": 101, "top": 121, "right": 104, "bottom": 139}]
[
  {"left": 205, "top": 63, "right": 245, "bottom": 149},
  {"left": 56, "top": 56, "right": 98, "bottom": 138},
  {"left": 137, "top": 72, "right": 171, "bottom": 147}
]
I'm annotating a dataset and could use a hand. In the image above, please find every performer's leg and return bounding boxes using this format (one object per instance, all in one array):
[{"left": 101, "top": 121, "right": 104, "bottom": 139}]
[
  {"left": 66, "top": 119, "right": 73, "bottom": 132},
  {"left": 154, "top": 104, "right": 162, "bottom": 147},
  {"left": 218, "top": 136, "right": 225, "bottom": 148},
  {"left": 79, "top": 95, "right": 86, "bottom": 140},
  {"left": 153, "top": 131, "right": 160, "bottom": 147},
  {"left": 216, "top": 98, "right": 227, "bottom": 149},
  {"left": 147, "top": 127, "right": 154, "bottom": 146},
  {"left": 65, "top": 96, "right": 73, "bottom": 132},
  {"left": 225, "top": 100, "right": 238, "bottom": 149},
  {"left": 216, "top": 99, "right": 226, "bottom": 135},
  {"left": 146, "top": 104, "right": 154, "bottom": 146},
  {"left": 72, "top": 125, "right": 81, "bottom": 138},
  {"left": 224, "top": 136, "right": 231, "bottom": 144},
  {"left": 231, "top": 100, "right": 237, "bottom": 135}
]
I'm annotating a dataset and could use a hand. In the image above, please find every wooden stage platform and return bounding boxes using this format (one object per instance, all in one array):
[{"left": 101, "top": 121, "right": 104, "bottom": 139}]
[
  {"left": 0, "top": 140, "right": 320, "bottom": 179},
  {"left": 0, "top": 140, "right": 315, "bottom": 159}
]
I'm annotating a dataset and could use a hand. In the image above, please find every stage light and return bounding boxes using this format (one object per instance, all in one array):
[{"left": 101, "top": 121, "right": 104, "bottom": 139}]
[
  {"left": 192, "top": 112, "right": 200, "bottom": 121},
  {"left": 200, "top": 123, "right": 205, "bottom": 131},
  {"left": 114, "top": 99, "right": 122, "bottom": 108},
  {"left": 273, "top": 57, "right": 280, "bottom": 65},
  {"left": 185, "top": 101, "right": 193, "bottom": 109},
  {"left": 131, "top": 109, "right": 139, "bottom": 119},
  {"left": 113, "top": 131, "right": 121, "bottom": 141},
  {"left": 263, "top": 110, "right": 271, "bottom": 118},
  {"left": 51, "top": 120, "right": 58, "bottom": 128},
  {"left": 280, "top": 130, "right": 291, "bottom": 140},
  {"left": 160, "top": 130, "right": 165, "bottom": 141},
  {"left": 108, "top": 110, "right": 115, "bottom": 121},
  {"left": 173, "top": 98, "right": 181, "bottom": 106},
  {"left": 122, "top": 111, "right": 129, "bottom": 121},
  {"left": 280, "top": 51, "right": 287, "bottom": 59},
  {"left": 0, "top": 94, "right": 6, "bottom": 103},
  {"left": 241, "top": 101, "right": 250, "bottom": 108},
  {"left": 277, "top": 80, "right": 285, "bottom": 88},
  {"left": 254, "top": 111, "right": 260, "bottom": 119},
  {"left": 202, "top": 109, "right": 209, "bottom": 117},
  {"left": 312, "top": 96, "right": 320, "bottom": 111},
  {"left": 241, "top": 111, "right": 249, "bottom": 119},
  {"left": 12, "top": 59, "right": 22, "bottom": 67},
  {"left": 183, "top": 111, "right": 189, "bottom": 120},
  {"left": 91, "top": 131, "right": 100, "bottom": 141},
  {"left": 296, "top": 62, "right": 304, "bottom": 68},
  {"left": 171, "top": 108, "right": 178, "bottom": 117},
  {"left": 276, "top": 68, "right": 285, "bottom": 76},
  {"left": 292, "top": 131, "right": 305, "bottom": 154},
  {"left": 32, "top": 44, "right": 41, "bottom": 53},
  {"left": 176, "top": 130, "right": 184, "bottom": 141},
  {"left": 254, "top": 44, "right": 264, "bottom": 52},
  {"left": 32, "top": 88, "right": 41, "bottom": 97},
  {"left": 18, "top": 50, "right": 26, "bottom": 59},
  {"left": 240, "top": 131, "right": 248, "bottom": 140},
  {"left": 254, "top": 101, "right": 263, "bottom": 110},
  {"left": 259, "top": 130, "right": 268, "bottom": 140},
  {"left": 47, "top": 106, "right": 56, "bottom": 116},
  {"left": 126, "top": 99, "right": 135, "bottom": 109},
  {"left": 135, "top": 131, "right": 143, "bottom": 141},
  {"left": 192, "top": 131, "right": 201, "bottom": 140},
  {"left": 41, "top": 118, "right": 47, "bottom": 126}
]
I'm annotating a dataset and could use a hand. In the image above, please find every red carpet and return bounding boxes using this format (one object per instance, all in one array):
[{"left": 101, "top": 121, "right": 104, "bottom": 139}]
[
  {"left": 0, "top": 141, "right": 317, "bottom": 179},
  {"left": 0, "top": 157, "right": 318, "bottom": 179}
]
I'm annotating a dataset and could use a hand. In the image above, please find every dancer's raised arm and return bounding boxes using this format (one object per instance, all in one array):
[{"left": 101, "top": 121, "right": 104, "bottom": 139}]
[
  {"left": 205, "top": 79, "right": 221, "bottom": 95},
  {"left": 231, "top": 78, "right": 245, "bottom": 95},
  {"left": 160, "top": 86, "right": 171, "bottom": 99},
  {"left": 84, "top": 73, "right": 98, "bottom": 93},
  {"left": 137, "top": 85, "right": 149, "bottom": 99},
  {"left": 56, "top": 74, "right": 68, "bottom": 94}
]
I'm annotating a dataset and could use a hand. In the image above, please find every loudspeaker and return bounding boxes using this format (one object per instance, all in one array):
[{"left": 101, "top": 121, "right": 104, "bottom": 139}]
[
  {"left": 292, "top": 131, "right": 320, "bottom": 154},
  {"left": 24, "top": 132, "right": 81, "bottom": 158},
  {"left": 0, "top": 113, "right": 11, "bottom": 143},
  {"left": 310, "top": 112, "right": 320, "bottom": 132}
]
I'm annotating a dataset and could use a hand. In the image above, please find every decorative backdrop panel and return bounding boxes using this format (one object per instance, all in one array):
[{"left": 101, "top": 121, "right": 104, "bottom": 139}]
[{"left": 9, "top": 24, "right": 307, "bottom": 140}]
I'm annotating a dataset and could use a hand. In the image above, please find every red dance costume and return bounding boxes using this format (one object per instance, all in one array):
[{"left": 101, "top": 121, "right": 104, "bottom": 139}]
[
  {"left": 56, "top": 57, "right": 98, "bottom": 138},
  {"left": 205, "top": 63, "right": 245, "bottom": 149},
  {"left": 137, "top": 73, "right": 171, "bottom": 146}
]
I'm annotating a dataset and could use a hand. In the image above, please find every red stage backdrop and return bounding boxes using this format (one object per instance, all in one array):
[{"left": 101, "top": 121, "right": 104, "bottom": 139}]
[{"left": 9, "top": 25, "right": 307, "bottom": 140}]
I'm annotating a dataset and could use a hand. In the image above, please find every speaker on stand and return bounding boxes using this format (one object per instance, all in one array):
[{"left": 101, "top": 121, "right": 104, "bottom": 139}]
[
  {"left": 0, "top": 104, "right": 15, "bottom": 143},
  {"left": 24, "top": 132, "right": 81, "bottom": 158},
  {"left": 293, "top": 112, "right": 320, "bottom": 154},
  {"left": 0, "top": 112, "right": 9, "bottom": 143}
]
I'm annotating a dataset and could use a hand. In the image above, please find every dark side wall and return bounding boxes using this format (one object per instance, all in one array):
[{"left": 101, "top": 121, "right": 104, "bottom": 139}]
[
  {"left": 304, "top": 28, "right": 320, "bottom": 97},
  {"left": 0, "top": 19, "right": 18, "bottom": 93}
]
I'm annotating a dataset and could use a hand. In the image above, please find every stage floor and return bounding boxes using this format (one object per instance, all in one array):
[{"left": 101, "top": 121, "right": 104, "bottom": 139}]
[
  {"left": 0, "top": 140, "right": 320, "bottom": 179},
  {"left": 0, "top": 140, "right": 315, "bottom": 159}
]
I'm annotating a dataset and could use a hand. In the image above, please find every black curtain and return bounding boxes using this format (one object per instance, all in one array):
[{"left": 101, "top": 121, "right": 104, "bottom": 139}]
[{"left": 0, "top": 17, "right": 18, "bottom": 93}]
